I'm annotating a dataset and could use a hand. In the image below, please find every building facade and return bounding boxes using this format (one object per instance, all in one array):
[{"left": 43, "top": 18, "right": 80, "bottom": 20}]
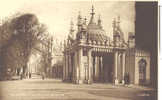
[{"left": 63, "top": 6, "right": 150, "bottom": 85}]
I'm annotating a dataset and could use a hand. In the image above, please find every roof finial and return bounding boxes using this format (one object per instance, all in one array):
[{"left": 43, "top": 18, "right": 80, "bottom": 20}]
[
  {"left": 70, "top": 19, "right": 74, "bottom": 32},
  {"left": 98, "top": 14, "right": 102, "bottom": 29},
  {"left": 69, "top": 19, "right": 75, "bottom": 40},
  {"left": 91, "top": 5, "right": 95, "bottom": 16},
  {"left": 77, "top": 11, "right": 82, "bottom": 26},
  {"left": 84, "top": 16, "right": 87, "bottom": 25},
  {"left": 112, "top": 18, "right": 116, "bottom": 28},
  {"left": 117, "top": 15, "right": 120, "bottom": 26},
  {"left": 89, "top": 5, "right": 96, "bottom": 25},
  {"left": 98, "top": 14, "right": 101, "bottom": 22},
  {"left": 78, "top": 11, "right": 82, "bottom": 19}
]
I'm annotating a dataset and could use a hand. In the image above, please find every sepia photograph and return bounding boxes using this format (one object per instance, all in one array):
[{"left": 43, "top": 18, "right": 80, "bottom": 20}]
[{"left": 0, "top": 0, "right": 158, "bottom": 100}]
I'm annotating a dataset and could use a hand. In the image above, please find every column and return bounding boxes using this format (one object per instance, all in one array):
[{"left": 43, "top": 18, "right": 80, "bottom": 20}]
[
  {"left": 100, "top": 56, "right": 103, "bottom": 82},
  {"left": 64, "top": 54, "right": 66, "bottom": 80},
  {"left": 71, "top": 54, "right": 74, "bottom": 81},
  {"left": 88, "top": 49, "right": 92, "bottom": 84},
  {"left": 72, "top": 54, "right": 75, "bottom": 82},
  {"left": 63, "top": 53, "right": 66, "bottom": 81},
  {"left": 114, "top": 52, "right": 119, "bottom": 84},
  {"left": 95, "top": 56, "right": 98, "bottom": 82},
  {"left": 75, "top": 50, "right": 79, "bottom": 83},
  {"left": 122, "top": 53, "right": 126, "bottom": 84},
  {"left": 98, "top": 56, "right": 101, "bottom": 81},
  {"left": 66, "top": 53, "right": 69, "bottom": 80},
  {"left": 78, "top": 48, "right": 84, "bottom": 84},
  {"left": 117, "top": 53, "right": 122, "bottom": 82},
  {"left": 92, "top": 56, "right": 95, "bottom": 82},
  {"left": 68, "top": 54, "right": 72, "bottom": 80},
  {"left": 146, "top": 57, "right": 150, "bottom": 85},
  {"left": 15, "top": 68, "right": 17, "bottom": 76},
  {"left": 68, "top": 54, "right": 70, "bottom": 80}
]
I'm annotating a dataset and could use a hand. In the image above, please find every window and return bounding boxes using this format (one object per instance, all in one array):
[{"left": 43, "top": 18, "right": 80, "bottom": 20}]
[{"left": 138, "top": 59, "right": 147, "bottom": 84}]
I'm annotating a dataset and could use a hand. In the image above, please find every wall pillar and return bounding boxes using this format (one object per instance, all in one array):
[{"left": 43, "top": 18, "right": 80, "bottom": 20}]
[
  {"left": 146, "top": 57, "right": 150, "bottom": 85},
  {"left": 114, "top": 52, "right": 119, "bottom": 84},
  {"left": 100, "top": 56, "right": 103, "bottom": 82},
  {"left": 92, "top": 56, "right": 95, "bottom": 82},
  {"left": 74, "top": 50, "right": 79, "bottom": 83},
  {"left": 122, "top": 53, "right": 126, "bottom": 84},
  {"left": 97, "top": 56, "right": 100, "bottom": 81},
  {"left": 66, "top": 53, "right": 69, "bottom": 80},
  {"left": 88, "top": 49, "right": 92, "bottom": 84},
  {"left": 63, "top": 53, "right": 66, "bottom": 81},
  {"left": 94, "top": 56, "right": 98, "bottom": 82},
  {"left": 78, "top": 48, "right": 84, "bottom": 84},
  {"left": 67, "top": 54, "right": 70, "bottom": 81},
  {"left": 71, "top": 54, "right": 75, "bottom": 82},
  {"left": 70, "top": 55, "right": 72, "bottom": 80}
]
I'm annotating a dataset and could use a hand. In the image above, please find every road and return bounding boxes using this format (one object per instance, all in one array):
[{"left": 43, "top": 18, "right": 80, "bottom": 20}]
[{"left": 0, "top": 79, "right": 157, "bottom": 100}]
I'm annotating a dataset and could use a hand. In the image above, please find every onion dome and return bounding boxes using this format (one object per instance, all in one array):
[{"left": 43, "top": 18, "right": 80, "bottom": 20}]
[
  {"left": 87, "top": 5, "right": 110, "bottom": 42},
  {"left": 77, "top": 11, "right": 82, "bottom": 26},
  {"left": 81, "top": 17, "right": 87, "bottom": 31},
  {"left": 68, "top": 20, "right": 75, "bottom": 40},
  {"left": 113, "top": 16, "right": 125, "bottom": 42}
]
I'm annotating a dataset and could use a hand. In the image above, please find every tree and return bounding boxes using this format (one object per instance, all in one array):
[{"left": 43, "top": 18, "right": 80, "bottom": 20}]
[
  {"left": 0, "top": 13, "right": 47, "bottom": 78},
  {"left": 39, "top": 35, "right": 53, "bottom": 77}
]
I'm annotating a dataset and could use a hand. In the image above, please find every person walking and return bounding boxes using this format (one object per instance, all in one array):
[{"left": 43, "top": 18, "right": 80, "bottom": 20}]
[
  {"left": 127, "top": 72, "right": 130, "bottom": 85},
  {"left": 124, "top": 72, "right": 130, "bottom": 86},
  {"left": 42, "top": 72, "right": 45, "bottom": 80},
  {"left": 20, "top": 73, "right": 23, "bottom": 80},
  {"left": 29, "top": 72, "right": 31, "bottom": 79}
]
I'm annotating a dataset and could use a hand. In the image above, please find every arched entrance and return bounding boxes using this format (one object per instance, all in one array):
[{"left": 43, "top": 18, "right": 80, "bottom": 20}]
[
  {"left": 92, "top": 52, "right": 114, "bottom": 83},
  {"left": 138, "top": 59, "right": 147, "bottom": 85}
]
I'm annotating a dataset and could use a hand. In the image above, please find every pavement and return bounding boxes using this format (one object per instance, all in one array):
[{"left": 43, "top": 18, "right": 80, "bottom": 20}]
[{"left": 0, "top": 79, "right": 157, "bottom": 100}]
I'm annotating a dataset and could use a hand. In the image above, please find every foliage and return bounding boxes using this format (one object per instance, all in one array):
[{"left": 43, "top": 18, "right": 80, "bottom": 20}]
[{"left": 0, "top": 13, "right": 47, "bottom": 74}]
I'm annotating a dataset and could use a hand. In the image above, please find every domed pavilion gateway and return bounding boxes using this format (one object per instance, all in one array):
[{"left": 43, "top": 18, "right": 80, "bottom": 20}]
[{"left": 63, "top": 6, "right": 151, "bottom": 85}]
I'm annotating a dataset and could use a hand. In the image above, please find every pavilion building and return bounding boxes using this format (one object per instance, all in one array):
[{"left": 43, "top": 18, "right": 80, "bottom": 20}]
[{"left": 63, "top": 5, "right": 150, "bottom": 85}]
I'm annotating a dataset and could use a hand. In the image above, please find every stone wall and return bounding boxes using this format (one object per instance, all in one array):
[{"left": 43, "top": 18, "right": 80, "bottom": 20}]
[{"left": 125, "top": 48, "right": 150, "bottom": 85}]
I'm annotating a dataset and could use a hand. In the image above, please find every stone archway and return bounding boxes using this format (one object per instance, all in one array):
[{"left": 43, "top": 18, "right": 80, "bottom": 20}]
[
  {"left": 92, "top": 52, "right": 114, "bottom": 83},
  {"left": 138, "top": 59, "right": 147, "bottom": 85},
  {"left": 102, "top": 53, "right": 114, "bottom": 83}
]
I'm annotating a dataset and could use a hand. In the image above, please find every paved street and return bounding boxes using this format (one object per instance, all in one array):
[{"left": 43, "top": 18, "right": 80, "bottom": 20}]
[{"left": 0, "top": 79, "right": 156, "bottom": 100}]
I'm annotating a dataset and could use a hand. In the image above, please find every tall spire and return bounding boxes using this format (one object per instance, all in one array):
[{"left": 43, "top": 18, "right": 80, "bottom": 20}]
[
  {"left": 89, "top": 5, "right": 96, "bottom": 24},
  {"left": 117, "top": 16, "right": 120, "bottom": 27},
  {"left": 83, "top": 16, "right": 87, "bottom": 25},
  {"left": 112, "top": 18, "right": 116, "bottom": 31},
  {"left": 91, "top": 5, "right": 95, "bottom": 16},
  {"left": 77, "top": 11, "right": 82, "bottom": 26},
  {"left": 70, "top": 19, "right": 74, "bottom": 33},
  {"left": 98, "top": 14, "right": 102, "bottom": 29},
  {"left": 77, "top": 11, "right": 83, "bottom": 31},
  {"left": 113, "top": 16, "right": 125, "bottom": 42}
]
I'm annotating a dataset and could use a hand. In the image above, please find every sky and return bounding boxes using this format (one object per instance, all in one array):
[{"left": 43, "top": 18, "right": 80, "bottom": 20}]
[{"left": 0, "top": 0, "right": 135, "bottom": 41}]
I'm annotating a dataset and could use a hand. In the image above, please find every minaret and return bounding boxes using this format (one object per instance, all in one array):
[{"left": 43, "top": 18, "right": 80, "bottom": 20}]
[
  {"left": 116, "top": 15, "right": 124, "bottom": 41},
  {"left": 112, "top": 18, "right": 120, "bottom": 46},
  {"left": 70, "top": 20, "right": 75, "bottom": 39},
  {"left": 98, "top": 14, "right": 102, "bottom": 29},
  {"left": 64, "top": 39, "right": 66, "bottom": 49},
  {"left": 77, "top": 11, "right": 82, "bottom": 31},
  {"left": 117, "top": 16, "right": 120, "bottom": 28},
  {"left": 83, "top": 16, "right": 87, "bottom": 25},
  {"left": 128, "top": 32, "right": 135, "bottom": 48},
  {"left": 82, "top": 17, "right": 87, "bottom": 31},
  {"left": 89, "top": 5, "right": 96, "bottom": 25},
  {"left": 112, "top": 18, "right": 116, "bottom": 33}
]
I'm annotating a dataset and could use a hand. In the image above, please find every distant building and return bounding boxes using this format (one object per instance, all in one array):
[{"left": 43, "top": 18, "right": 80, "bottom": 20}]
[
  {"left": 51, "top": 40, "right": 64, "bottom": 79},
  {"left": 63, "top": 5, "right": 150, "bottom": 85}
]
